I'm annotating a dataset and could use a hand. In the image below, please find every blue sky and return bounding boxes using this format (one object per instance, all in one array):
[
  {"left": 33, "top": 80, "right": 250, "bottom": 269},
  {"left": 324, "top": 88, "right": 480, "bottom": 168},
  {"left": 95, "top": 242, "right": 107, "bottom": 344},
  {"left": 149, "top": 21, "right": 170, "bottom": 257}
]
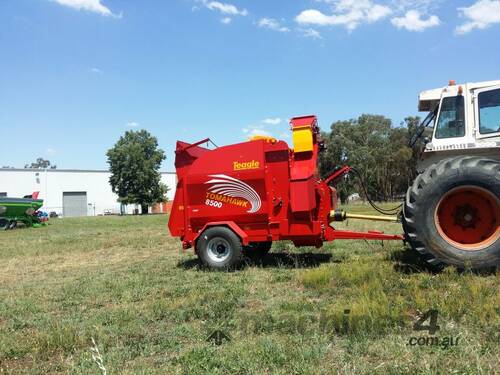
[{"left": 1, "top": 0, "right": 499, "bottom": 171}]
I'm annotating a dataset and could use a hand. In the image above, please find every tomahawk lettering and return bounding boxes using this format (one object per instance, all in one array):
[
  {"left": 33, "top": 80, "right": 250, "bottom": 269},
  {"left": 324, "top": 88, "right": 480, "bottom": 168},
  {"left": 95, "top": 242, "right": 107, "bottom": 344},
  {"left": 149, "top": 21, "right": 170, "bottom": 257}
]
[{"left": 205, "top": 174, "right": 261, "bottom": 213}]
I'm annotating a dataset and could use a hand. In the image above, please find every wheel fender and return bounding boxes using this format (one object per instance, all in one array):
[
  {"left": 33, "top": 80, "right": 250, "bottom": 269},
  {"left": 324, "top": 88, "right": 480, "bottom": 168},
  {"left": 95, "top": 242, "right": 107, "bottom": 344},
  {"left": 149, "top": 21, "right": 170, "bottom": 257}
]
[{"left": 194, "top": 221, "right": 249, "bottom": 246}]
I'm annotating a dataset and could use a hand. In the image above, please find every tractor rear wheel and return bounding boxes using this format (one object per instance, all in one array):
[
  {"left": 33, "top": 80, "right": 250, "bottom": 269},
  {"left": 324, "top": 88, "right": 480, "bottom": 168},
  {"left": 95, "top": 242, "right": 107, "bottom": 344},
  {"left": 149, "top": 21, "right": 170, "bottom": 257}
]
[
  {"left": 196, "top": 226, "right": 243, "bottom": 270},
  {"left": 403, "top": 156, "right": 499, "bottom": 270}
]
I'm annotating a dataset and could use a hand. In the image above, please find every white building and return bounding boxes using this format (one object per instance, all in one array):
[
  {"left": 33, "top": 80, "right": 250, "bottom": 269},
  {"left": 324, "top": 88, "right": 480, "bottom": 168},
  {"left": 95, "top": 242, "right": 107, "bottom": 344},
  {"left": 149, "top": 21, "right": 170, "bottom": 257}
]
[{"left": 0, "top": 169, "right": 176, "bottom": 217}]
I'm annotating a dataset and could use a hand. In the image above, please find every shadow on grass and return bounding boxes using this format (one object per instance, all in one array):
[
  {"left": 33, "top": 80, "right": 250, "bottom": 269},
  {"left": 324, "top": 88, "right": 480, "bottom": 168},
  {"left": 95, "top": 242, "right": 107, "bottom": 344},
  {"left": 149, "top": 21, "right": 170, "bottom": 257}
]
[
  {"left": 389, "top": 246, "right": 440, "bottom": 274},
  {"left": 245, "top": 252, "right": 337, "bottom": 269},
  {"left": 177, "top": 252, "right": 337, "bottom": 271},
  {"left": 390, "top": 246, "right": 497, "bottom": 276}
]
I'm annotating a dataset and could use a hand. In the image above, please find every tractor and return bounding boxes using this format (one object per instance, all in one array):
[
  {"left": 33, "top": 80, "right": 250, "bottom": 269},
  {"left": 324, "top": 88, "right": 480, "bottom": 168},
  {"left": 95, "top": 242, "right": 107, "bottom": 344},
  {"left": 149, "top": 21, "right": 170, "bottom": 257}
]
[{"left": 404, "top": 80, "right": 500, "bottom": 270}]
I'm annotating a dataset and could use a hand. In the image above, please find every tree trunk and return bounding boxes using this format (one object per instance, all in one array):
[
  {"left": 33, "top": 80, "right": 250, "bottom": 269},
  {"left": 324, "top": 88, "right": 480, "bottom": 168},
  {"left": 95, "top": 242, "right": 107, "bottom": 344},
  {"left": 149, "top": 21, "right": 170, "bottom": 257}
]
[{"left": 141, "top": 204, "right": 149, "bottom": 215}]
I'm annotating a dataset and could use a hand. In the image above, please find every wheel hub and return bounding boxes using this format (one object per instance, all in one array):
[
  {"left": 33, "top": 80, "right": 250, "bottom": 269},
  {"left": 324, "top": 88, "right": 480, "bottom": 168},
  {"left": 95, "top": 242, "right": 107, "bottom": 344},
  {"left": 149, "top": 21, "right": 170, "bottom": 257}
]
[
  {"left": 452, "top": 203, "right": 479, "bottom": 229},
  {"left": 206, "top": 237, "right": 231, "bottom": 262},
  {"left": 216, "top": 244, "right": 226, "bottom": 254},
  {"left": 435, "top": 186, "right": 499, "bottom": 251}
]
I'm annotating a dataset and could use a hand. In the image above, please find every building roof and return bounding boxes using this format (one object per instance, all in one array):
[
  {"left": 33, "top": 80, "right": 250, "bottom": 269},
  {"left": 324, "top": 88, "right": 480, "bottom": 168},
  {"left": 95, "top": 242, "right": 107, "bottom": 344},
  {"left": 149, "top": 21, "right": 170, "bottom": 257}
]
[{"left": 0, "top": 168, "right": 175, "bottom": 174}]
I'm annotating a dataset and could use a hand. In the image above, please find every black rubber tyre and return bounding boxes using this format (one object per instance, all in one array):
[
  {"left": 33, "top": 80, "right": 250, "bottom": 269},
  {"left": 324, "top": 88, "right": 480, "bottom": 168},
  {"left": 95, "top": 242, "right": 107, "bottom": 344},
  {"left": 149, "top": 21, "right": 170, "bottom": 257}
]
[
  {"left": 243, "top": 241, "right": 272, "bottom": 258},
  {"left": 403, "top": 156, "right": 500, "bottom": 270},
  {"left": 196, "top": 226, "right": 243, "bottom": 270},
  {"left": 0, "top": 219, "right": 9, "bottom": 230}
]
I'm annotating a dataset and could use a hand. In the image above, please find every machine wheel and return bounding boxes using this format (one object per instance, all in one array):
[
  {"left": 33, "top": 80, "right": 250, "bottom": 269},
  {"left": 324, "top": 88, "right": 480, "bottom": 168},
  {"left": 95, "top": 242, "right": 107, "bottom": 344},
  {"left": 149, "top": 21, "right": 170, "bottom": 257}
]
[
  {"left": 243, "top": 241, "right": 272, "bottom": 258},
  {"left": 196, "top": 226, "right": 243, "bottom": 270},
  {"left": 403, "top": 156, "right": 500, "bottom": 270},
  {"left": 0, "top": 219, "right": 9, "bottom": 230}
]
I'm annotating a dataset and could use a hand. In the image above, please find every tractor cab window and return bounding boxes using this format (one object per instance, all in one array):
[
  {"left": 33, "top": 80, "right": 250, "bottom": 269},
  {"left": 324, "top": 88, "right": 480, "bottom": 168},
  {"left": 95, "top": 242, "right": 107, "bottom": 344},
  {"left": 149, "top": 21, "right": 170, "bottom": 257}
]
[
  {"left": 478, "top": 88, "right": 500, "bottom": 134},
  {"left": 435, "top": 96, "right": 465, "bottom": 139}
]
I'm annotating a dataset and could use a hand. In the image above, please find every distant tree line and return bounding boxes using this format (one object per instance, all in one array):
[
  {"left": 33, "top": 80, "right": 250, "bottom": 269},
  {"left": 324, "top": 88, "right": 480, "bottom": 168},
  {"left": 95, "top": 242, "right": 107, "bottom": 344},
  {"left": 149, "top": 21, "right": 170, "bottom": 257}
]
[
  {"left": 318, "top": 114, "right": 423, "bottom": 203},
  {"left": 24, "top": 158, "right": 57, "bottom": 169},
  {"left": 2, "top": 158, "right": 57, "bottom": 169}
]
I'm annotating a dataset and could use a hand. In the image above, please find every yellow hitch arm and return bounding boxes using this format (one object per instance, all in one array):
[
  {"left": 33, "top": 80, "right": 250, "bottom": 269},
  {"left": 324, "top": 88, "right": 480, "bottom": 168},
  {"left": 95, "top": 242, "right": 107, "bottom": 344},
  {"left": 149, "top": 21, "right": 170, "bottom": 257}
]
[{"left": 330, "top": 210, "right": 399, "bottom": 223}]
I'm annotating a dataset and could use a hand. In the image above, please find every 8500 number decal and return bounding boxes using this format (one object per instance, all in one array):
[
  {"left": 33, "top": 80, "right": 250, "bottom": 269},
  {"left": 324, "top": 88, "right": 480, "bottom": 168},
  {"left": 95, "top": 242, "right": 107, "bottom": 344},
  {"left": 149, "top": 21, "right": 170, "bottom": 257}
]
[{"left": 205, "top": 199, "right": 223, "bottom": 208}]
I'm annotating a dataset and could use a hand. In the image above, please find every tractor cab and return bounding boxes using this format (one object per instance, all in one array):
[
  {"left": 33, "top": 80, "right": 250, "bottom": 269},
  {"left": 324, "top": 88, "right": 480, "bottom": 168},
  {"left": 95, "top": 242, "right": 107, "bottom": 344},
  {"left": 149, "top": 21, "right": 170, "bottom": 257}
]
[{"left": 417, "top": 80, "right": 500, "bottom": 169}]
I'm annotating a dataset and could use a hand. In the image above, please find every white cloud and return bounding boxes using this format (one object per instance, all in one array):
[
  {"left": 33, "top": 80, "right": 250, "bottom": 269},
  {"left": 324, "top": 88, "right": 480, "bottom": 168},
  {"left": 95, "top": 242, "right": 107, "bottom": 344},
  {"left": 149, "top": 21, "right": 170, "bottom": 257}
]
[
  {"left": 456, "top": 0, "right": 500, "bottom": 34},
  {"left": 392, "top": 0, "right": 442, "bottom": 13},
  {"left": 296, "top": 0, "right": 392, "bottom": 31},
  {"left": 249, "top": 128, "right": 271, "bottom": 137},
  {"left": 258, "top": 18, "right": 290, "bottom": 32},
  {"left": 300, "top": 28, "right": 323, "bottom": 39},
  {"left": 242, "top": 125, "right": 272, "bottom": 137},
  {"left": 242, "top": 118, "right": 288, "bottom": 138},
  {"left": 126, "top": 121, "right": 139, "bottom": 128},
  {"left": 391, "top": 10, "right": 440, "bottom": 31},
  {"left": 221, "top": 17, "right": 232, "bottom": 24},
  {"left": 90, "top": 67, "right": 102, "bottom": 74},
  {"left": 203, "top": 1, "right": 248, "bottom": 16},
  {"left": 262, "top": 117, "right": 282, "bottom": 125},
  {"left": 53, "top": 0, "right": 120, "bottom": 17}
]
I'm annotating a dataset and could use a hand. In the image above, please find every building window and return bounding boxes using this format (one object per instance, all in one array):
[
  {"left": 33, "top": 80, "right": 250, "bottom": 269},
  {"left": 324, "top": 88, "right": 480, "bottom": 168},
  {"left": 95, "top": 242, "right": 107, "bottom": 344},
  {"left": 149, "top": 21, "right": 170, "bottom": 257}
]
[{"left": 0, "top": 192, "right": 7, "bottom": 197}]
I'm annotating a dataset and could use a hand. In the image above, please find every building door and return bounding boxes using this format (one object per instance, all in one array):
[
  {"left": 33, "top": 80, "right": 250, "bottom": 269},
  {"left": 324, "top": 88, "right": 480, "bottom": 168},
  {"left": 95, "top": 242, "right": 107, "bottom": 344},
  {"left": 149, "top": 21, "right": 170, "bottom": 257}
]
[{"left": 63, "top": 192, "right": 87, "bottom": 217}]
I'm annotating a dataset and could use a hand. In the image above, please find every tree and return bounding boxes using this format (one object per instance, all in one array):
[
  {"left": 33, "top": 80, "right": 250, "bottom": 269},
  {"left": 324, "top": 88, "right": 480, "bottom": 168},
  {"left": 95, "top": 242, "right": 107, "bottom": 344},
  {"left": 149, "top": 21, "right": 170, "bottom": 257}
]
[
  {"left": 24, "top": 158, "right": 56, "bottom": 169},
  {"left": 107, "top": 130, "right": 167, "bottom": 214},
  {"left": 319, "top": 114, "right": 415, "bottom": 203}
]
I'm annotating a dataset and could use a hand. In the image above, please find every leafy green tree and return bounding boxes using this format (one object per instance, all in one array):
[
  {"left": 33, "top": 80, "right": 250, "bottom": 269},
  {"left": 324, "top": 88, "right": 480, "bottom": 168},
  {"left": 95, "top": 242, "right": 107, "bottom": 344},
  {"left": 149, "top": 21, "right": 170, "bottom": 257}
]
[
  {"left": 319, "top": 114, "right": 416, "bottom": 203},
  {"left": 107, "top": 130, "right": 167, "bottom": 214}
]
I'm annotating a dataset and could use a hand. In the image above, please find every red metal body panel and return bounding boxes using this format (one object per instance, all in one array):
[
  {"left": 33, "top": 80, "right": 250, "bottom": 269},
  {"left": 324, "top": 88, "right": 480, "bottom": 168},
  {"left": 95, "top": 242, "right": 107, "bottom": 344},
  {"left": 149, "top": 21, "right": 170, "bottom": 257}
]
[{"left": 168, "top": 116, "right": 403, "bottom": 250}]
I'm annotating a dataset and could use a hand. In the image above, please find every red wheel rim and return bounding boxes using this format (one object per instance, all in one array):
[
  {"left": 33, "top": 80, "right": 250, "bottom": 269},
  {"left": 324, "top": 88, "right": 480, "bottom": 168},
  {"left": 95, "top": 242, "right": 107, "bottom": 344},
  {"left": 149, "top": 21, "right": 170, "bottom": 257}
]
[{"left": 435, "top": 186, "right": 500, "bottom": 251}]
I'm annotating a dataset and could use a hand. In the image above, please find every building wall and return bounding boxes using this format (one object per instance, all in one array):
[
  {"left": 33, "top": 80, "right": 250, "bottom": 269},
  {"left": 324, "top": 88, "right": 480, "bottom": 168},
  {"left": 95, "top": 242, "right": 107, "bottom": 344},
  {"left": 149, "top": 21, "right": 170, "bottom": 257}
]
[{"left": 0, "top": 169, "right": 176, "bottom": 217}]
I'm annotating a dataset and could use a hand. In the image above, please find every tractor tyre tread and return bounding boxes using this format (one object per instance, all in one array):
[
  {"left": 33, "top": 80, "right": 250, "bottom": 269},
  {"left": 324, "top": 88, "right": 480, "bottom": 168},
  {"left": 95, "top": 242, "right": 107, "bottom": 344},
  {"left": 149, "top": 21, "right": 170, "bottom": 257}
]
[{"left": 403, "top": 156, "right": 500, "bottom": 270}]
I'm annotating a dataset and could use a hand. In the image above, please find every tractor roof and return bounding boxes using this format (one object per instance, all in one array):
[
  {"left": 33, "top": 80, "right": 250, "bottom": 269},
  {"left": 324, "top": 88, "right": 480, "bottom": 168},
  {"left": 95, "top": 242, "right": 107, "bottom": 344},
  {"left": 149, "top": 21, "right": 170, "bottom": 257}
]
[{"left": 418, "top": 80, "right": 500, "bottom": 111}]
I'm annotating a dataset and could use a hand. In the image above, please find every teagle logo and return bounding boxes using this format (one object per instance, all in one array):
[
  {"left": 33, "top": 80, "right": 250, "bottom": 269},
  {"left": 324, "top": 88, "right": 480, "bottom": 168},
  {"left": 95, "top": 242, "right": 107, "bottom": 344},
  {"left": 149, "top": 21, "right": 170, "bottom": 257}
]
[{"left": 233, "top": 160, "right": 260, "bottom": 171}]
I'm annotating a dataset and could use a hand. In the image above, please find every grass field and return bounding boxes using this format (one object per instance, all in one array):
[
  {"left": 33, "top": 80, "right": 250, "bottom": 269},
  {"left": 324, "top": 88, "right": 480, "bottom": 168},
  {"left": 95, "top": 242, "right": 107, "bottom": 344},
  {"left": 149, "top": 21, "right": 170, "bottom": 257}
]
[{"left": 0, "top": 206, "right": 498, "bottom": 374}]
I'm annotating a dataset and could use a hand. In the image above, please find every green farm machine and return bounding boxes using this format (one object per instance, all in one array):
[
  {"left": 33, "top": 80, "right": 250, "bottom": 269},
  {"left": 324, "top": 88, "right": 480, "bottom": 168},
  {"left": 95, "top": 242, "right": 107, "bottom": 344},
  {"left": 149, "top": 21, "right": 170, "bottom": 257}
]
[{"left": 0, "top": 192, "right": 46, "bottom": 230}]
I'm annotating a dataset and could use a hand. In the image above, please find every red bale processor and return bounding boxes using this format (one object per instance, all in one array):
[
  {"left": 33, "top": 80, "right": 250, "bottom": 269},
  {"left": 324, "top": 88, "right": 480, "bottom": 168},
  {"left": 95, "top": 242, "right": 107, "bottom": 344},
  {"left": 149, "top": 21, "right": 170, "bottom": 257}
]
[{"left": 168, "top": 115, "right": 403, "bottom": 269}]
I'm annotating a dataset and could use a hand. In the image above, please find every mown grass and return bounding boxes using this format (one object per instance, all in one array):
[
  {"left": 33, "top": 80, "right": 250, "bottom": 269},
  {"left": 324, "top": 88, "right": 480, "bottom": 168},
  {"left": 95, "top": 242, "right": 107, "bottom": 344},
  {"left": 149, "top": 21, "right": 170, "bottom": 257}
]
[{"left": 0, "top": 207, "right": 498, "bottom": 374}]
